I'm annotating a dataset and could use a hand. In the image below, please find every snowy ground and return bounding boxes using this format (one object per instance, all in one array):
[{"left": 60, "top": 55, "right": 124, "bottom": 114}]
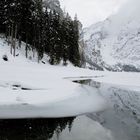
[
  {"left": 0, "top": 37, "right": 140, "bottom": 119},
  {"left": 0, "top": 59, "right": 108, "bottom": 118}
]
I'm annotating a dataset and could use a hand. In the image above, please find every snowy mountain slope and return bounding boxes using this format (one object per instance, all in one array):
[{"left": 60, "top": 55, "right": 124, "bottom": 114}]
[
  {"left": 43, "top": 0, "right": 63, "bottom": 15},
  {"left": 83, "top": 0, "right": 140, "bottom": 71}
]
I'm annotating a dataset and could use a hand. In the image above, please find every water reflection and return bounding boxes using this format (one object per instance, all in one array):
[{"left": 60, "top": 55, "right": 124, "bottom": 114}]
[
  {"left": 0, "top": 116, "right": 114, "bottom": 140},
  {"left": 74, "top": 79, "right": 140, "bottom": 140},
  {"left": 73, "top": 79, "right": 101, "bottom": 88},
  {"left": 0, "top": 117, "right": 75, "bottom": 140},
  {"left": 1, "top": 79, "right": 140, "bottom": 140}
]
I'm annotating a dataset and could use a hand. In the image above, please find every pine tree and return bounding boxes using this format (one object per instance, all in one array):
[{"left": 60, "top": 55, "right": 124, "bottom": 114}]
[
  {"left": 0, "top": 0, "right": 81, "bottom": 66},
  {"left": 61, "top": 14, "right": 71, "bottom": 65},
  {"left": 33, "top": 0, "right": 44, "bottom": 62},
  {"left": 0, "top": 0, "right": 5, "bottom": 33},
  {"left": 4, "top": 0, "right": 21, "bottom": 56},
  {"left": 19, "top": 0, "right": 35, "bottom": 58},
  {"left": 43, "top": 8, "right": 51, "bottom": 54},
  {"left": 69, "top": 15, "right": 80, "bottom": 66},
  {"left": 49, "top": 10, "right": 62, "bottom": 64}
]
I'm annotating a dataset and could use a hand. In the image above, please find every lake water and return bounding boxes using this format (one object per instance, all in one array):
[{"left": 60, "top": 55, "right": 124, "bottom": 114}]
[
  {"left": 0, "top": 116, "right": 113, "bottom": 140},
  {"left": 0, "top": 79, "right": 140, "bottom": 140}
]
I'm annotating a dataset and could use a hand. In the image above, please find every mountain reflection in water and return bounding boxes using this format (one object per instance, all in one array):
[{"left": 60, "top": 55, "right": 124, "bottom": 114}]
[
  {"left": 1, "top": 79, "right": 140, "bottom": 140},
  {"left": 74, "top": 79, "right": 140, "bottom": 140}
]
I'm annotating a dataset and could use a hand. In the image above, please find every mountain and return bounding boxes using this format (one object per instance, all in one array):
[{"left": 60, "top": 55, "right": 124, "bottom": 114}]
[
  {"left": 83, "top": 0, "right": 140, "bottom": 72},
  {"left": 43, "top": 0, "right": 63, "bottom": 15}
]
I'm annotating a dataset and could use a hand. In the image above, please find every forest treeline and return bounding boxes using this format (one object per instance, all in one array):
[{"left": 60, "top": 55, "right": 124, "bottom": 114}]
[{"left": 0, "top": 0, "right": 81, "bottom": 66}]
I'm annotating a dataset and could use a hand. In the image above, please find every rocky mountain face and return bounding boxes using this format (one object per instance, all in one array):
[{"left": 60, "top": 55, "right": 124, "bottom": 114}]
[
  {"left": 43, "top": 0, "right": 63, "bottom": 15},
  {"left": 83, "top": 0, "right": 140, "bottom": 72}
]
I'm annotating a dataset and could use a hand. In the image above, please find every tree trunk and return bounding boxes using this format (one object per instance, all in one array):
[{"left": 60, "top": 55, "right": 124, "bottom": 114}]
[
  {"left": 8, "top": 26, "right": 11, "bottom": 46},
  {"left": 11, "top": 23, "right": 14, "bottom": 55},
  {"left": 18, "top": 36, "right": 21, "bottom": 48},
  {"left": 13, "top": 25, "right": 17, "bottom": 57},
  {"left": 25, "top": 37, "right": 28, "bottom": 58},
  {"left": 32, "top": 44, "right": 35, "bottom": 58}
]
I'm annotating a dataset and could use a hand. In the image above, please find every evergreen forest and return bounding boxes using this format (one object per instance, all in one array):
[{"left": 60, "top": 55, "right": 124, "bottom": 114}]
[{"left": 0, "top": 0, "right": 81, "bottom": 66}]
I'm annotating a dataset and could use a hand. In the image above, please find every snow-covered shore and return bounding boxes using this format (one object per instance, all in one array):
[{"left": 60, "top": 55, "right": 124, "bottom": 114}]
[{"left": 0, "top": 37, "right": 140, "bottom": 118}]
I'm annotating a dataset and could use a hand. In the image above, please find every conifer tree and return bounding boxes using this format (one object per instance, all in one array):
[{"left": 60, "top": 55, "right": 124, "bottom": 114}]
[
  {"left": 70, "top": 15, "right": 80, "bottom": 66},
  {"left": 43, "top": 8, "right": 51, "bottom": 54},
  {"left": 49, "top": 11, "right": 62, "bottom": 64},
  {"left": 0, "top": 0, "right": 5, "bottom": 33},
  {"left": 33, "top": 0, "right": 44, "bottom": 61},
  {"left": 4, "top": 0, "right": 21, "bottom": 56},
  {"left": 0, "top": 0, "right": 81, "bottom": 66},
  {"left": 19, "top": 0, "right": 35, "bottom": 58}
]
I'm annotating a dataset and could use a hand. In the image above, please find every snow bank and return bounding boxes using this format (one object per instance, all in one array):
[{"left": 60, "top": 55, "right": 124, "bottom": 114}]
[{"left": 0, "top": 37, "right": 140, "bottom": 118}]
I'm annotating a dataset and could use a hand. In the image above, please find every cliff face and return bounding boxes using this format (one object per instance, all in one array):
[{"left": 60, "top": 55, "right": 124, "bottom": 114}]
[
  {"left": 83, "top": 0, "right": 140, "bottom": 71},
  {"left": 43, "top": 0, "right": 63, "bottom": 15}
]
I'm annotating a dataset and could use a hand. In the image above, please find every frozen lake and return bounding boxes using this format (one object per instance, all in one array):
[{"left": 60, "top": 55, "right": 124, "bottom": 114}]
[{"left": 0, "top": 79, "right": 140, "bottom": 140}]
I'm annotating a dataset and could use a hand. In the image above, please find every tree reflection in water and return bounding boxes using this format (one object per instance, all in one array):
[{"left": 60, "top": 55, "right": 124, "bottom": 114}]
[{"left": 0, "top": 117, "right": 75, "bottom": 140}]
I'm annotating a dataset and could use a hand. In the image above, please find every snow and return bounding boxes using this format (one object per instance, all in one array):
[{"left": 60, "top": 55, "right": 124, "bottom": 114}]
[
  {"left": 0, "top": 61, "right": 108, "bottom": 118},
  {"left": 0, "top": 37, "right": 140, "bottom": 119},
  {"left": 0, "top": 37, "right": 109, "bottom": 118},
  {"left": 91, "top": 72, "right": 140, "bottom": 91},
  {"left": 83, "top": 0, "right": 140, "bottom": 70}
]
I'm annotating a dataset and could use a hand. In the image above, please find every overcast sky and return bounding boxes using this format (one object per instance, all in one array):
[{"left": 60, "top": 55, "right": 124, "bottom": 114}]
[{"left": 59, "top": 0, "right": 127, "bottom": 27}]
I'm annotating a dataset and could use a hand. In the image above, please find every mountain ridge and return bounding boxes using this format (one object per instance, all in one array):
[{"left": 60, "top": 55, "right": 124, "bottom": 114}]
[{"left": 83, "top": 0, "right": 140, "bottom": 72}]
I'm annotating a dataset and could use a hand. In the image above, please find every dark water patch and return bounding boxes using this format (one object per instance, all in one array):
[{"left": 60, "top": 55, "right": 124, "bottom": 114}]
[
  {"left": 64, "top": 75, "right": 104, "bottom": 80},
  {"left": 73, "top": 79, "right": 101, "bottom": 88},
  {"left": 21, "top": 87, "right": 32, "bottom": 90},
  {"left": 0, "top": 117, "right": 75, "bottom": 140},
  {"left": 12, "top": 85, "right": 45, "bottom": 91},
  {"left": 73, "top": 79, "right": 92, "bottom": 84},
  {"left": 1, "top": 78, "right": 140, "bottom": 140}
]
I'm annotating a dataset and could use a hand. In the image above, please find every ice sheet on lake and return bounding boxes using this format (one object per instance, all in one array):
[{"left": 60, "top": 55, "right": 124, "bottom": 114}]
[{"left": 0, "top": 84, "right": 108, "bottom": 119}]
